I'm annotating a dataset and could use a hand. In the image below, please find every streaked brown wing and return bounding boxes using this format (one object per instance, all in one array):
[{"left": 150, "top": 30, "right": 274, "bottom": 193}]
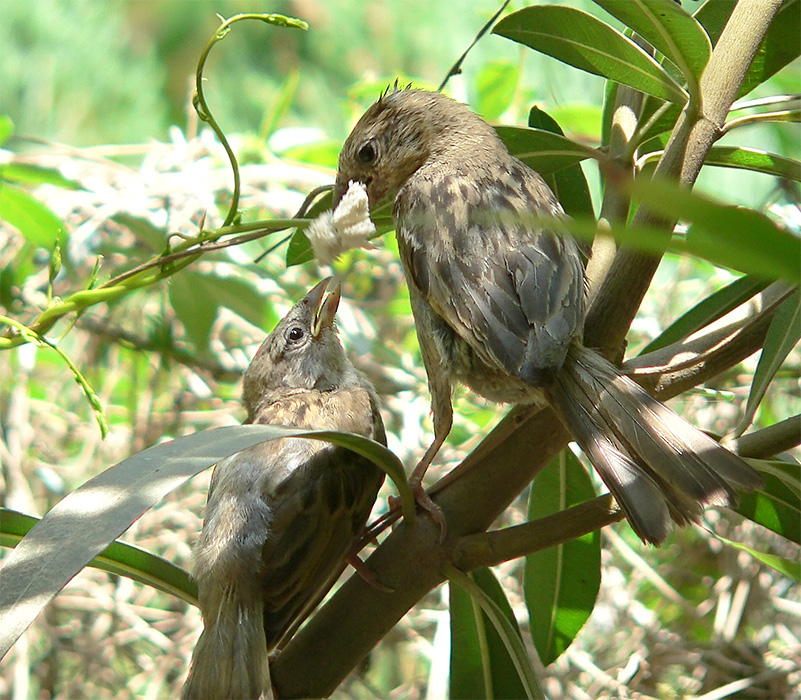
[{"left": 398, "top": 159, "right": 585, "bottom": 383}]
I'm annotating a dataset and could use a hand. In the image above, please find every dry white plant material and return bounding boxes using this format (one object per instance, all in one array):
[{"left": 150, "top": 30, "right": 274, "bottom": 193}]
[{"left": 306, "top": 181, "right": 376, "bottom": 265}]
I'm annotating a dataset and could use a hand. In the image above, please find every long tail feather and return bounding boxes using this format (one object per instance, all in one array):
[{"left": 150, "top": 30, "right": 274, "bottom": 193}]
[
  {"left": 181, "top": 587, "right": 272, "bottom": 700},
  {"left": 546, "top": 344, "right": 763, "bottom": 544}
]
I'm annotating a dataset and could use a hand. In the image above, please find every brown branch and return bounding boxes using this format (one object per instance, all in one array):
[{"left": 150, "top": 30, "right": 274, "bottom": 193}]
[{"left": 729, "top": 415, "right": 801, "bottom": 459}]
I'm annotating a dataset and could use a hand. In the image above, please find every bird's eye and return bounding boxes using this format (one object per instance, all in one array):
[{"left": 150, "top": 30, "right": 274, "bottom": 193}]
[
  {"left": 357, "top": 141, "right": 376, "bottom": 164},
  {"left": 286, "top": 327, "right": 304, "bottom": 343}
]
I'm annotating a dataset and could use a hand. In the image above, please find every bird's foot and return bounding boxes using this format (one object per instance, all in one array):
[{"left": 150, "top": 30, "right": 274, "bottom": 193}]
[{"left": 347, "top": 552, "right": 393, "bottom": 593}]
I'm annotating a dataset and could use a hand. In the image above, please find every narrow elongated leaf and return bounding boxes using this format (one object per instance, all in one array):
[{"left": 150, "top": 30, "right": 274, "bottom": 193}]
[
  {"left": 0, "top": 183, "right": 65, "bottom": 249},
  {"left": 715, "top": 533, "right": 801, "bottom": 581},
  {"left": 446, "top": 565, "right": 543, "bottom": 700},
  {"left": 525, "top": 449, "right": 601, "bottom": 665},
  {"left": 705, "top": 146, "right": 801, "bottom": 181},
  {"left": 475, "top": 60, "right": 521, "bottom": 121},
  {"left": 527, "top": 107, "right": 595, "bottom": 220},
  {"left": 1, "top": 163, "right": 82, "bottom": 190},
  {"left": 493, "top": 6, "right": 687, "bottom": 104},
  {"left": 593, "top": 0, "right": 711, "bottom": 83},
  {"left": 736, "top": 460, "right": 801, "bottom": 545},
  {"left": 0, "top": 424, "right": 411, "bottom": 660},
  {"left": 735, "top": 290, "right": 801, "bottom": 436},
  {"left": 0, "top": 508, "right": 198, "bottom": 605},
  {"left": 639, "top": 275, "right": 768, "bottom": 354},
  {"left": 495, "top": 126, "right": 599, "bottom": 175},
  {"left": 0, "top": 115, "right": 13, "bottom": 145},
  {"left": 630, "top": 177, "right": 801, "bottom": 281},
  {"left": 169, "top": 270, "right": 218, "bottom": 350},
  {"left": 449, "top": 568, "right": 529, "bottom": 700}
]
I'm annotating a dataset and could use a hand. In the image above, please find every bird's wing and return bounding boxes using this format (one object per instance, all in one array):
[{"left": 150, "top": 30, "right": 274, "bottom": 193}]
[
  {"left": 397, "top": 160, "right": 585, "bottom": 382},
  {"left": 258, "top": 440, "right": 382, "bottom": 648}
]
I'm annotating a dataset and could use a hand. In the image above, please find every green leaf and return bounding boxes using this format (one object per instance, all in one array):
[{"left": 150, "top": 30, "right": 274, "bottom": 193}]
[
  {"left": 0, "top": 424, "right": 412, "bottom": 659},
  {"left": 715, "top": 531, "right": 801, "bottom": 581},
  {"left": 735, "top": 290, "right": 801, "bottom": 435},
  {"left": 209, "top": 273, "right": 278, "bottom": 332},
  {"left": 695, "top": 0, "right": 801, "bottom": 98},
  {"left": 495, "top": 126, "right": 599, "bottom": 175},
  {"left": 449, "top": 568, "right": 530, "bottom": 700},
  {"left": 640, "top": 275, "right": 769, "bottom": 355},
  {"left": 0, "top": 115, "right": 14, "bottom": 145},
  {"left": 170, "top": 269, "right": 275, "bottom": 351},
  {"left": 0, "top": 163, "right": 82, "bottom": 190},
  {"left": 736, "top": 459, "right": 801, "bottom": 545},
  {"left": 525, "top": 449, "right": 601, "bottom": 665},
  {"left": 493, "top": 6, "right": 687, "bottom": 104},
  {"left": 705, "top": 146, "right": 801, "bottom": 181},
  {"left": 112, "top": 213, "right": 166, "bottom": 254},
  {"left": 0, "top": 508, "right": 197, "bottom": 605},
  {"left": 474, "top": 60, "right": 521, "bottom": 121},
  {"left": 169, "top": 270, "right": 219, "bottom": 350},
  {"left": 286, "top": 228, "right": 315, "bottom": 267},
  {"left": 446, "top": 565, "right": 543, "bottom": 700},
  {"left": 630, "top": 177, "right": 801, "bottom": 281},
  {"left": 527, "top": 107, "right": 595, "bottom": 220},
  {"left": 593, "top": 0, "right": 711, "bottom": 84},
  {"left": 0, "top": 183, "right": 66, "bottom": 249}
]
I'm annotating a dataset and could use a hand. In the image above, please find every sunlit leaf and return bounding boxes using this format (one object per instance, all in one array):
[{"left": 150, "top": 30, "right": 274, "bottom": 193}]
[
  {"left": 0, "top": 424, "right": 411, "bottom": 659},
  {"left": 474, "top": 60, "right": 521, "bottom": 121},
  {"left": 0, "top": 115, "right": 14, "bottom": 145},
  {"left": 639, "top": 275, "right": 768, "bottom": 354},
  {"left": 0, "top": 183, "right": 65, "bottom": 249},
  {"left": 705, "top": 146, "right": 801, "bottom": 181},
  {"left": 493, "top": 6, "right": 687, "bottom": 104},
  {"left": 0, "top": 508, "right": 198, "bottom": 605},
  {"left": 715, "top": 532, "right": 801, "bottom": 581},
  {"left": 593, "top": 0, "right": 711, "bottom": 84},
  {"left": 0, "top": 163, "right": 82, "bottom": 190}
]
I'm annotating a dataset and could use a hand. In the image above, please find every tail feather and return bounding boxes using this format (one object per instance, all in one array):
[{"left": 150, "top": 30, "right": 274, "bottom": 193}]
[
  {"left": 546, "top": 344, "right": 763, "bottom": 544},
  {"left": 181, "top": 588, "right": 272, "bottom": 700}
]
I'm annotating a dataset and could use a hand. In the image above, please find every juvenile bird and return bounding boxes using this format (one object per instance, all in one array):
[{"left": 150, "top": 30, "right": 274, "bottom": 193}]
[
  {"left": 333, "top": 87, "right": 762, "bottom": 545},
  {"left": 182, "top": 278, "right": 385, "bottom": 700}
]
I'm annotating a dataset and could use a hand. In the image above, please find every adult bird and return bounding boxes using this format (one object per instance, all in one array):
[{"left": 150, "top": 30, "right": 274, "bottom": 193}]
[
  {"left": 333, "top": 87, "right": 761, "bottom": 545},
  {"left": 182, "top": 278, "right": 385, "bottom": 700}
]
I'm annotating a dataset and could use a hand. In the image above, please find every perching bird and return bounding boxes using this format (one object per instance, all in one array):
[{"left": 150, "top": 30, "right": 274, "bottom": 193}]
[
  {"left": 182, "top": 278, "right": 385, "bottom": 700},
  {"left": 333, "top": 87, "right": 762, "bottom": 545}
]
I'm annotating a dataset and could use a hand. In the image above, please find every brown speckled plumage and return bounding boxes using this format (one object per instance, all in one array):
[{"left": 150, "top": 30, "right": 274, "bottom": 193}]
[
  {"left": 182, "top": 279, "right": 384, "bottom": 700},
  {"left": 335, "top": 87, "right": 762, "bottom": 545}
]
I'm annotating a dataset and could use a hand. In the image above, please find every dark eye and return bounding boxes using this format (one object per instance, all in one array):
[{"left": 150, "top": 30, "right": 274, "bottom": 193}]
[
  {"left": 286, "top": 327, "right": 304, "bottom": 343},
  {"left": 357, "top": 141, "right": 376, "bottom": 164}
]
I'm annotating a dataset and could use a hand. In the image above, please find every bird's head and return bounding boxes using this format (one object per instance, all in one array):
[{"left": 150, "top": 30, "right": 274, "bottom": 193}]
[
  {"left": 242, "top": 278, "right": 352, "bottom": 417},
  {"left": 333, "top": 87, "right": 502, "bottom": 212}
]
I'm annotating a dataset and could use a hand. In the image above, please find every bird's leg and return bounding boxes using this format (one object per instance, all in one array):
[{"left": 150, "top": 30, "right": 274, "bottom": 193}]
[{"left": 408, "top": 377, "right": 453, "bottom": 541}]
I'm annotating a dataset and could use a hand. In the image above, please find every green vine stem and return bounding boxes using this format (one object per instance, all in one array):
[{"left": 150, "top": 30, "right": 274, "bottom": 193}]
[
  {"left": 193, "top": 13, "right": 308, "bottom": 227},
  {"left": 0, "top": 316, "right": 109, "bottom": 437}
]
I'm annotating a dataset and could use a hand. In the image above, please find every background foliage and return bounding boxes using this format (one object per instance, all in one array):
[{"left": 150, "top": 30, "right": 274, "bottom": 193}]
[{"left": 0, "top": 1, "right": 799, "bottom": 698}]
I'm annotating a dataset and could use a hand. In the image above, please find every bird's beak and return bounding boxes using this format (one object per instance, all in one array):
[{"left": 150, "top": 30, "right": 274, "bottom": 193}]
[
  {"left": 307, "top": 277, "right": 341, "bottom": 338},
  {"left": 332, "top": 180, "right": 346, "bottom": 209}
]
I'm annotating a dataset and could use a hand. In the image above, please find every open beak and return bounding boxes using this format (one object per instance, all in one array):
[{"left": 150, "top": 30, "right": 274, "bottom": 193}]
[{"left": 307, "top": 276, "right": 341, "bottom": 338}]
